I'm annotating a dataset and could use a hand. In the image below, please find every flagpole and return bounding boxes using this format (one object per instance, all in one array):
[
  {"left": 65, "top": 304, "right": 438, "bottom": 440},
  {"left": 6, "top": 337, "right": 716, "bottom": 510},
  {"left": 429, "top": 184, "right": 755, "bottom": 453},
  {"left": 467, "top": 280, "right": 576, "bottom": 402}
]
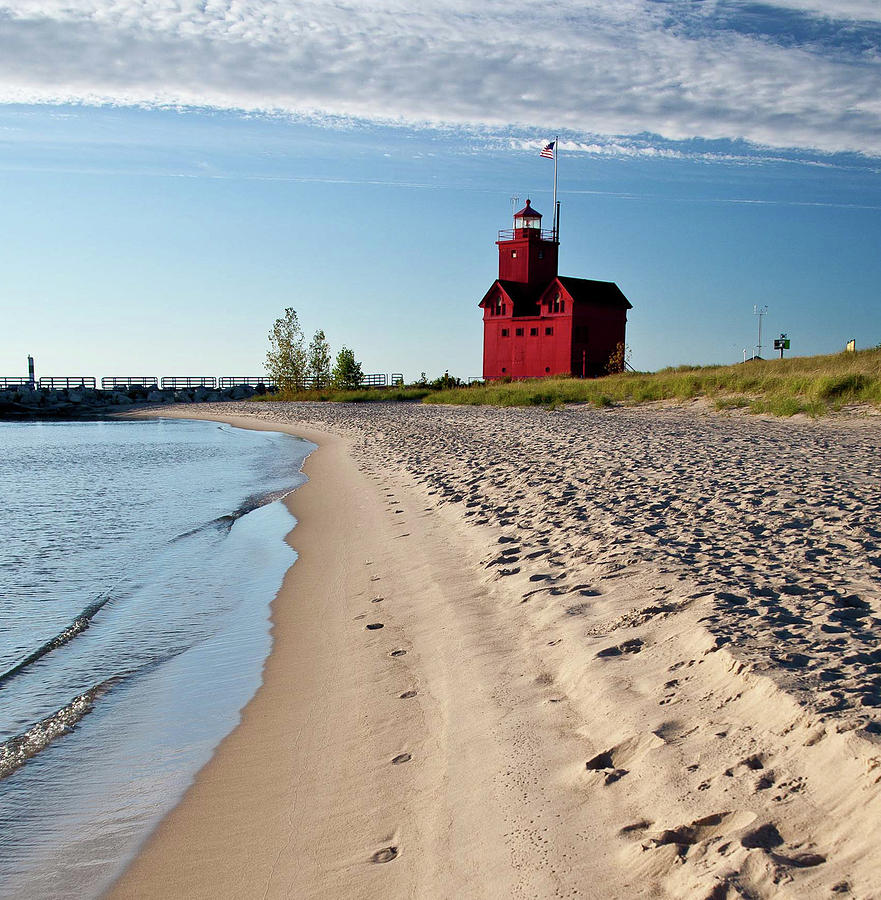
[{"left": 553, "top": 134, "right": 558, "bottom": 241}]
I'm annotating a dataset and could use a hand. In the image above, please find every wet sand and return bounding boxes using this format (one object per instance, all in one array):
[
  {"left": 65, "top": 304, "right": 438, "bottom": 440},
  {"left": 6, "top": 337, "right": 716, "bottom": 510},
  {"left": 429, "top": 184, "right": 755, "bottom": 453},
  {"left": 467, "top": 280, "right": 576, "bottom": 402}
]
[{"left": 110, "top": 403, "right": 881, "bottom": 899}]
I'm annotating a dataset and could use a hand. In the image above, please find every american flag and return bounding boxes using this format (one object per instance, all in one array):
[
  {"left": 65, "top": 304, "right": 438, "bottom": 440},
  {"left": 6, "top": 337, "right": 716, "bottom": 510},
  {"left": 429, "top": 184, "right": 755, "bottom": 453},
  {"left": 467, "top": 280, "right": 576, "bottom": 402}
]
[{"left": 540, "top": 140, "right": 555, "bottom": 159}]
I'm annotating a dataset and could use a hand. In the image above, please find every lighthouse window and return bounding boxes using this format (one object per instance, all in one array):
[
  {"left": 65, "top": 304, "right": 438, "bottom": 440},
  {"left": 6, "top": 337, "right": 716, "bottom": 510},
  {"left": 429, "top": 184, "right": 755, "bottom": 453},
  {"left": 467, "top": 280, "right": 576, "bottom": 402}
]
[
  {"left": 502, "top": 304, "right": 507, "bottom": 315},
  {"left": 538, "top": 250, "right": 544, "bottom": 259},
  {"left": 501, "top": 328, "right": 509, "bottom": 337},
  {"left": 530, "top": 327, "right": 538, "bottom": 336},
  {"left": 545, "top": 327, "right": 554, "bottom": 336},
  {"left": 515, "top": 327, "right": 524, "bottom": 336},
  {"left": 552, "top": 298, "right": 559, "bottom": 313},
  {"left": 560, "top": 300, "right": 565, "bottom": 312},
  {"left": 511, "top": 250, "right": 517, "bottom": 258}
]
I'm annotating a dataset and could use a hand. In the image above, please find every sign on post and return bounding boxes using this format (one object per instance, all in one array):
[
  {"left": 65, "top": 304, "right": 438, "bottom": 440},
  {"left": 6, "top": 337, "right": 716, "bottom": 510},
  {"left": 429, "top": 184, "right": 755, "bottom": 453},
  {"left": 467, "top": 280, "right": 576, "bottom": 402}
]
[{"left": 773, "top": 334, "right": 791, "bottom": 359}]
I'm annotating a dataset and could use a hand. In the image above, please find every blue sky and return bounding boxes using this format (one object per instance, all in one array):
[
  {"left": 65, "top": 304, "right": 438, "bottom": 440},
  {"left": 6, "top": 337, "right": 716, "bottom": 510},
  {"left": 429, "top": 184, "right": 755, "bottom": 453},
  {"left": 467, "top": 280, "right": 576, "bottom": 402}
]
[{"left": 1, "top": 0, "right": 880, "bottom": 381}]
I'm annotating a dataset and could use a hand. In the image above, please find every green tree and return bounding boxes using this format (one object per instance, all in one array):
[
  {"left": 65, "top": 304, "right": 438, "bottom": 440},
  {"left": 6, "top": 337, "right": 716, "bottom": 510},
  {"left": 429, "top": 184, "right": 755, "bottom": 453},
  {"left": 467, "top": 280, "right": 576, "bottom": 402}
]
[
  {"left": 266, "top": 308, "right": 307, "bottom": 391},
  {"left": 332, "top": 346, "right": 363, "bottom": 389},
  {"left": 307, "top": 329, "right": 332, "bottom": 389}
]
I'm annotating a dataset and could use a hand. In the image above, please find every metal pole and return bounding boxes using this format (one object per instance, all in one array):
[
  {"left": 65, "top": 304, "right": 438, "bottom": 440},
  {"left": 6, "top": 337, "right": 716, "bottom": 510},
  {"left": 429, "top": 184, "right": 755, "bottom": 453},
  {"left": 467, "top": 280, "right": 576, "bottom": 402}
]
[
  {"left": 754, "top": 305, "right": 768, "bottom": 358},
  {"left": 553, "top": 135, "right": 558, "bottom": 241},
  {"left": 27, "top": 355, "right": 34, "bottom": 387}
]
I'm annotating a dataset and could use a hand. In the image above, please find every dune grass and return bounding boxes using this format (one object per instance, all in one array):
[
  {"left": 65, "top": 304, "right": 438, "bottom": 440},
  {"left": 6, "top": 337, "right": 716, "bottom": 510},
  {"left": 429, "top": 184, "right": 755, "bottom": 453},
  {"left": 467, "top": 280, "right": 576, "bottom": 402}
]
[
  {"left": 421, "top": 347, "right": 881, "bottom": 416},
  {"left": 251, "top": 348, "right": 881, "bottom": 416}
]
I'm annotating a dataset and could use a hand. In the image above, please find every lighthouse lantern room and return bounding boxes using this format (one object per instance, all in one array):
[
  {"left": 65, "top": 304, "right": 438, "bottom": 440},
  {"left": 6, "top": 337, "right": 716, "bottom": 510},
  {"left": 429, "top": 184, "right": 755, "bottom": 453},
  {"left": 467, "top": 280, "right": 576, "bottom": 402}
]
[{"left": 479, "top": 199, "right": 631, "bottom": 379}]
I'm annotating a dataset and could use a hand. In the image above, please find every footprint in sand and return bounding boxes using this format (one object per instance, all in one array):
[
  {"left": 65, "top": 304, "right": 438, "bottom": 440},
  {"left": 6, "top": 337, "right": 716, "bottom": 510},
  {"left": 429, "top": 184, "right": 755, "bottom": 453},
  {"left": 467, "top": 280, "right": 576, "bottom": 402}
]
[
  {"left": 399, "top": 690, "right": 417, "bottom": 699},
  {"left": 585, "top": 733, "right": 666, "bottom": 786},
  {"left": 366, "top": 623, "right": 384, "bottom": 630},
  {"left": 724, "top": 754, "right": 765, "bottom": 777},
  {"left": 596, "top": 638, "right": 644, "bottom": 658},
  {"left": 645, "top": 810, "right": 757, "bottom": 857},
  {"left": 390, "top": 648, "right": 407, "bottom": 657},
  {"left": 371, "top": 847, "right": 398, "bottom": 863},
  {"left": 740, "top": 823, "right": 783, "bottom": 849},
  {"left": 392, "top": 753, "right": 412, "bottom": 765}
]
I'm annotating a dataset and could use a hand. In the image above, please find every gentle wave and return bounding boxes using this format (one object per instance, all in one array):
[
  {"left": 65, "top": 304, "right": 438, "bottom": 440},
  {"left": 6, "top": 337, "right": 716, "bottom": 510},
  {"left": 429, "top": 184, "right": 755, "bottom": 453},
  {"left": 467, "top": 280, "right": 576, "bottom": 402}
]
[
  {"left": 171, "top": 487, "right": 294, "bottom": 541},
  {"left": 0, "top": 593, "right": 114, "bottom": 688},
  {"left": 0, "top": 677, "right": 119, "bottom": 781},
  {"left": 0, "top": 488, "right": 296, "bottom": 690}
]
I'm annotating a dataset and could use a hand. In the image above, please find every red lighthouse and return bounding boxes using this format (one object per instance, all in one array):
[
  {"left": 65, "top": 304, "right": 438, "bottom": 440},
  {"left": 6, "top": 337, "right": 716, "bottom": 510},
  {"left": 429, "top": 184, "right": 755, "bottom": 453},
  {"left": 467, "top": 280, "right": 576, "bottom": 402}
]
[{"left": 479, "top": 200, "right": 631, "bottom": 378}]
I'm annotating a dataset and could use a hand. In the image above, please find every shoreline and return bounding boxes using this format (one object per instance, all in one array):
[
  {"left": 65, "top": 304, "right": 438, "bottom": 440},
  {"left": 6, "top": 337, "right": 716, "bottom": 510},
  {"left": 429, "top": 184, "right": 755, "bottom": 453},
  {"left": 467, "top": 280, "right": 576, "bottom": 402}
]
[
  {"left": 108, "top": 407, "right": 607, "bottom": 898},
  {"left": 106, "top": 411, "right": 395, "bottom": 897},
  {"left": 108, "top": 404, "right": 881, "bottom": 898}
]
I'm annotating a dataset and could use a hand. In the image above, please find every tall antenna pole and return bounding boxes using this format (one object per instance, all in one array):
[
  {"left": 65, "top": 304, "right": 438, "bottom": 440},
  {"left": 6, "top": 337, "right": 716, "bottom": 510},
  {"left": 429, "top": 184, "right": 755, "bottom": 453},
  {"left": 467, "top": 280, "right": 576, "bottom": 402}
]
[{"left": 754, "top": 305, "right": 768, "bottom": 358}]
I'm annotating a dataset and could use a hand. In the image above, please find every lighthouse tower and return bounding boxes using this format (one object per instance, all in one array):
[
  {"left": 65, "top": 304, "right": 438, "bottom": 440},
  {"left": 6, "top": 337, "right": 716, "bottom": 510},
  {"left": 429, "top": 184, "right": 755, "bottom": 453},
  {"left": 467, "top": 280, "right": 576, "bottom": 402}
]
[
  {"left": 497, "top": 199, "right": 558, "bottom": 286},
  {"left": 479, "top": 200, "right": 632, "bottom": 379}
]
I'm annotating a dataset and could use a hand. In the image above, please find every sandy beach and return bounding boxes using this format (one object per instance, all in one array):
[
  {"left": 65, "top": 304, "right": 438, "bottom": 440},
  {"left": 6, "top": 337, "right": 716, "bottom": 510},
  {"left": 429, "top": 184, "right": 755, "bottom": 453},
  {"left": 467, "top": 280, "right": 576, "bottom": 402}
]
[{"left": 109, "top": 402, "right": 881, "bottom": 899}]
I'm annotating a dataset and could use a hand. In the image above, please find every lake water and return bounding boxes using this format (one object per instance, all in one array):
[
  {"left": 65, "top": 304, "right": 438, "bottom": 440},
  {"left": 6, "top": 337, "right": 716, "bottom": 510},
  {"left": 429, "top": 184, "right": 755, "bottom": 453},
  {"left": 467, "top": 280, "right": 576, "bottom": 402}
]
[{"left": 0, "top": 417, "right": 313, "bottom": 898}]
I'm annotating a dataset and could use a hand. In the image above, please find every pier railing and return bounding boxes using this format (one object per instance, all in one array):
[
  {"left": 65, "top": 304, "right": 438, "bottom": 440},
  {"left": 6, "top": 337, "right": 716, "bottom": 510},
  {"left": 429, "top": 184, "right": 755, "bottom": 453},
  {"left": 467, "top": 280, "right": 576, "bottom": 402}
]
[
  {"left": 101, "top": 377, "right": 158, "bottom": 389},
  {"left": 39, "top": 377, "right": 97, "bottom": 389},
  {"left": 219, "top": 377, "right": 274, "bottom": 388},
  {"left": 160, "top": 377, "right": 217, "bottom": 389},
  {"left": 4, "top": 372, "right": 407, "bottom": 392}
]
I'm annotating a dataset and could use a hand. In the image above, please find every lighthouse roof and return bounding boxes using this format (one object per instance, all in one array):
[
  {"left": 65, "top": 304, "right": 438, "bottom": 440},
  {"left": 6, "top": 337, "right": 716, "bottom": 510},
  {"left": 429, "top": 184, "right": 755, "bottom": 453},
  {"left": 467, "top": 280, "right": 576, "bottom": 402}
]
[
  {"left": 480, "top": 276, "right": 632, "bottom": 315},
  {"left": 556, "top": 276, "right": 632, "bottom": 310},
  {"left": 513, "top": 199, "right": 542, "bottom": 219}
]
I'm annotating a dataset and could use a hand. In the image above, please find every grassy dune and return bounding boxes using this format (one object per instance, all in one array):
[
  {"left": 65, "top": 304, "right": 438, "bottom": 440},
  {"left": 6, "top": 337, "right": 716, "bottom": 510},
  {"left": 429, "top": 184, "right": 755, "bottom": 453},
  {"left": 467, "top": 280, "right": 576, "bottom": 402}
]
[
  {"left": 424, "top": 348, "right": 881, "bottom": 415},
  {"left": 256, "top": 348, "right": 881, "bottom": 416}
]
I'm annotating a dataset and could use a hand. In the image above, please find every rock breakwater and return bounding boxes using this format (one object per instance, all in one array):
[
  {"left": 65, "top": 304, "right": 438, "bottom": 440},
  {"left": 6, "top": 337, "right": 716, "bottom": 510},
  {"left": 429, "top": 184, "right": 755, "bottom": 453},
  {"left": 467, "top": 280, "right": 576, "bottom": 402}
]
[{"left": 0, "top": 382, "right": 269, "bottom": 418}]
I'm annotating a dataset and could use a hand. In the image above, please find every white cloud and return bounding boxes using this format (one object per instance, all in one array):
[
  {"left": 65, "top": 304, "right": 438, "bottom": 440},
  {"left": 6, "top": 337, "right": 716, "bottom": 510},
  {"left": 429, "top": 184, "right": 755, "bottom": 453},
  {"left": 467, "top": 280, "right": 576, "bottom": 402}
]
[
  {"left": 0, "top": 0, "right": 879, "bottom": 156},
  {"left": 765, "top": 0, "right": 881, "bottom": 22}
]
